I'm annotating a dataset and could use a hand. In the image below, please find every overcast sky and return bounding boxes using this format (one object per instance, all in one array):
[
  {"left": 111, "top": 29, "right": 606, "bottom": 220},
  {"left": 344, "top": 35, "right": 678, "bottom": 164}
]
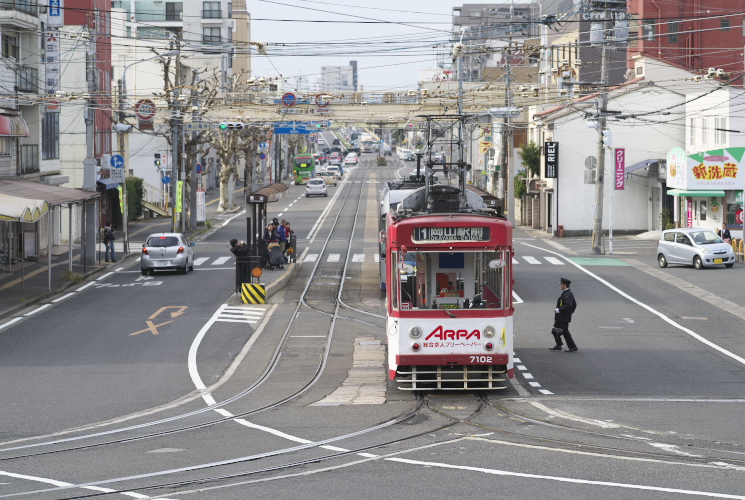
[{"left": 247, "top": 0, "right": 556, "bottom": 92}]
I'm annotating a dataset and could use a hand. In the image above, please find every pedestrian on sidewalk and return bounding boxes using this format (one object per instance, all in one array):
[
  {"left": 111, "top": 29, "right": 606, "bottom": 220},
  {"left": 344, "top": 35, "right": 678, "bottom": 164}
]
[
  {"left": 283, "top": 221, "right": 294, "bottom": 262},
  {"left": 229, "top": 238, "right": 249, "bottom": 257},
  {"left": 549, "top": 277, "right": 578, "bottom": 352},
  {"left": 103, "top": 222, "right": 117, "bottom": 263},
  {"left": 718, "top": 223, "right": 732, "bottom": 244}
]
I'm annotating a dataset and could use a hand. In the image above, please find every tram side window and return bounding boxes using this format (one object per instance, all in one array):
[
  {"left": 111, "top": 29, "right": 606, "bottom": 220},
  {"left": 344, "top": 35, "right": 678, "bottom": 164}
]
[
  {"left": 391, "top": 251, "right": 399, "bottom": 309},
  {"left": 474, "top": 251, "right": 505, "bottom": 309}
]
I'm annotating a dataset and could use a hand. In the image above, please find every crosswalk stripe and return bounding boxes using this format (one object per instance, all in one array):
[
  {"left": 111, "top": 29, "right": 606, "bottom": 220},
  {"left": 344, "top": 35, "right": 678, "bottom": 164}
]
[
  {"left": 544, "top": 257, "right": 564, "bottom": 265},
  {"left": 512, "top": 258, "right": 518, "bottom": 264},
  {"left": 523, "top": 256, "right": 542, "bottom": 265},
  {"left": 305, "top": 254, "right": 318, "bottom": 262},
  {"left": 328, "top": 254, "right": 340, "bottom": 262},
  {"left": 193, "top": 257, "right": 210, "bottom": 266},
  {"left": 212, "top": 256, "right": 231, "bottom": 265},
  {"left": 216, "top": 318, "right": 258, "bottom": 324},
  {"left": 352, "top": 254, "right": 365, "bottom": 262},
  {"left": 374, "top": 254, "right": 380, "bottom": 263}
]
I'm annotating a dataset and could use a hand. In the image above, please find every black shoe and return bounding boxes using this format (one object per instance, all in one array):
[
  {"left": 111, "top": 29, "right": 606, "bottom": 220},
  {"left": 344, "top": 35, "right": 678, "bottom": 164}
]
[
  {"left": 111, "top": 260, "right": 118, "bottom": 263},
  {"left": 104, "top": 260, "right": 110, "bottom": 262},
  {"left": 565, "top": 348, "right": 578, "bottom": 352},
  {"left": 549, "top": 345, "right": 562, "bottom": 351}
]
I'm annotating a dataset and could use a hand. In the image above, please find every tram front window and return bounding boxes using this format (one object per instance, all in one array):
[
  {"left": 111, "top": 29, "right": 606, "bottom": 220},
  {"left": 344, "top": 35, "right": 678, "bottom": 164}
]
[{"left": 396, "top": 251, "right": 509, "bottom": 310}]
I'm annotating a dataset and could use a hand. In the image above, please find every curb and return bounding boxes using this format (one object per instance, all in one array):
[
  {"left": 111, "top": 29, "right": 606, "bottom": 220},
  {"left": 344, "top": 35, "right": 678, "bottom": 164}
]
[{"left": 227, "top": 261, "right": 300, "bottom": 305}]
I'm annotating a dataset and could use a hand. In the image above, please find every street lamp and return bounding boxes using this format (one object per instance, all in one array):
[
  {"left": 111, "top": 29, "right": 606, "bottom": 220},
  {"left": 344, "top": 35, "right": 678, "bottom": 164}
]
[{"left": 117, "top": 50, "right": 180, "bottom": 252}]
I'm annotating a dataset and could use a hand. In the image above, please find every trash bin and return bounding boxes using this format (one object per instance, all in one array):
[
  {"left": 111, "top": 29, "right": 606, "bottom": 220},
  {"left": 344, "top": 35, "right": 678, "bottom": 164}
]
[{"left": 557, "top": 225, "right": 565, "bottom": 238}]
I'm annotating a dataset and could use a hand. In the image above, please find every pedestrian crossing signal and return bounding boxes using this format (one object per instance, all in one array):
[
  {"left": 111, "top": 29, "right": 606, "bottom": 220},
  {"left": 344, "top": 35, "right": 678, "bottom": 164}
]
[{"left": 219, "top": 122, "right": 245, "bottom": 131}]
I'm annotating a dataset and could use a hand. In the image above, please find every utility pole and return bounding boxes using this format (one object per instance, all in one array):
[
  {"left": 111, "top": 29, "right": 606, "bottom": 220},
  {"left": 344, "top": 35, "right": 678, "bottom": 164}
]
[
  {"left": 116, "top": 79, "right": 129, "bottom": 254},
  {"left": 171, "top": 36, "right": 182, "bottom": 233},
  {"left": 81, "top": 24, "right": 97, "bottom": 266},
  {"left": 498, "top": 2, "right": 514, "bottom": 222}
]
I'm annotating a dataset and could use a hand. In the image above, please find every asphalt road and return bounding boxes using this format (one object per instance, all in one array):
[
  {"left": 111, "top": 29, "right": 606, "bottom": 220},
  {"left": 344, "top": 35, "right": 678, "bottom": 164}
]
[{"left": 1, "top": 153, "right": 745, "bottom": 499}]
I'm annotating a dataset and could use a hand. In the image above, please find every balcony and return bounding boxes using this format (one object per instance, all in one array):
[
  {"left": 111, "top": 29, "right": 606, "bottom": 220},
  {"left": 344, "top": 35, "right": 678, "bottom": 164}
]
[
  {"left": 0, "top": 0, "right": 38, "bottom": 29},
  {"left": 16, "top": 65, "right": 36, "bottom": 92},
  {"left": 0, "top": 0, "right": 36, "bottom": 16},
  {"left": 202, "top": 8, "right": 222, "bottom": 19},
  {"left": 19, "top": 144, "right": 39, "bottom": 175}
]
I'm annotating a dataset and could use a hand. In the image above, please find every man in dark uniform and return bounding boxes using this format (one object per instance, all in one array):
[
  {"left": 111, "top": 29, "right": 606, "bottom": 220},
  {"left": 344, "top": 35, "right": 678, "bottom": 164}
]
[{"left": 549, "top": 277, "right": 578, "bottom": 352}]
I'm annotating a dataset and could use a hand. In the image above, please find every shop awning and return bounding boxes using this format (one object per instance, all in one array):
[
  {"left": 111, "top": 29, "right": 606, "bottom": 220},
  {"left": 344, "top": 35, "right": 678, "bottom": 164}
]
[
  {"left": 0, "top": 115, "right": 29, "bottom": 137},
  {"left": 0, "top": 194, "right": 49, "bottom": 222},
  {"left": 97, "top": 178, "right": 120, "bottom": 190},
  {"left": 0, "top": 179, "right": 99, "bottom": 206},
  {"left": 667, "top": 189, "right": 726, "bottom": 197},
  {"left": 626, "top": 159, "right": 658, "bottom": 174}
]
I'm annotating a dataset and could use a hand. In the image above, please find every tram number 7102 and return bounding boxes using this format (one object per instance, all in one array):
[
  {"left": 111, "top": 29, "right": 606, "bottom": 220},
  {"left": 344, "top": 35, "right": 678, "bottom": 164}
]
[{"left": 470, "top": 356, "right": 493, "bottom": 363}]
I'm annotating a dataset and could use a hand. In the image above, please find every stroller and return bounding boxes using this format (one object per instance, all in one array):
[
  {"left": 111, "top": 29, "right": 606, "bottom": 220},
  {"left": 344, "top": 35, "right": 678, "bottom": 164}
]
[{"left": 266, "top": 242, "right": 285, "bottom": 271}]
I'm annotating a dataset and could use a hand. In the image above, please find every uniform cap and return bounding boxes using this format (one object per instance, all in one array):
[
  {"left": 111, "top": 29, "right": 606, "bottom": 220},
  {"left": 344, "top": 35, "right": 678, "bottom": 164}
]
[{"left": 560, "top": 277, "right": 571, "bottom": 285}]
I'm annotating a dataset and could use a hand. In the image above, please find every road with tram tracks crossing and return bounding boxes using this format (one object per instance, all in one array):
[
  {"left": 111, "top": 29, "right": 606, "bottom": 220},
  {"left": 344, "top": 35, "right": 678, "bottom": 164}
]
[{"left": 1, "top": 140, "right": 745, "bottom": 499}]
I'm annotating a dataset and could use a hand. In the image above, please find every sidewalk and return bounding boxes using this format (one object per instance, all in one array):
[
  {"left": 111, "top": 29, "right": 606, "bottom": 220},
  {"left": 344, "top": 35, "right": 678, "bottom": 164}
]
[{"left": 0, "top": 183, "right": 295, "bottom": 320}]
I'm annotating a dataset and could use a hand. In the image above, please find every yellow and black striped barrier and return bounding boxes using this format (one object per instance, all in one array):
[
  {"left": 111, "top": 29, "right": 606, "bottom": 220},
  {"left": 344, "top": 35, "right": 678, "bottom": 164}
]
[{"left": 241, "top": 283, "right": 266, "bottom": 304}]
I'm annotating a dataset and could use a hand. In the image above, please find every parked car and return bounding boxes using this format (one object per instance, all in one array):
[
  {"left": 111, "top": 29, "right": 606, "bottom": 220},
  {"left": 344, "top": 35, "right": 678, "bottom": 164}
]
[
  {"left": 657, "top": 228, "right": 736, "bottom": 269},
  {"left": 305, "top": 177, "right": 328, "bottom": 197},
  {"left": 324, "top": 164, "right": 342, "bottom": 177},
  {"left": 316, "top": 171, "right": 339, "bottom": 186},
  {"left": 344, "top": 153, "right": 359, "bottom": 165},
  {"left": 141, "top": 233, "right": 195, "bottom": 275}
]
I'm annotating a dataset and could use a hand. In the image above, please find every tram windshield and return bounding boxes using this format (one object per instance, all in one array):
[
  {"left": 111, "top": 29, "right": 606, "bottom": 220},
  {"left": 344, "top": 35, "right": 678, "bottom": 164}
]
[{"left": 391, "top": 250, "right": 510, "bottom": 311}]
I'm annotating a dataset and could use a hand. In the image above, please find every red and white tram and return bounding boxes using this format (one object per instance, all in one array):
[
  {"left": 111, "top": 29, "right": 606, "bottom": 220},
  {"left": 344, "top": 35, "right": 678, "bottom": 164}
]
[{"left": 384, "top": 188, "right": 514, "bottom": 390}]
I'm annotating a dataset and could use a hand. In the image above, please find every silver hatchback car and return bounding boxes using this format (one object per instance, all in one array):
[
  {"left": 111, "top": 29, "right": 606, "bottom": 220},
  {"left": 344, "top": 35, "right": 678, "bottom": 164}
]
[
  {"left": 657, "top": 228, "right": 735, "bottom": 269},
  {"left": 305, "top": 178, "right": 328, "bottom": 197},
  {"left": 141, "top": 233, "right": 196, "bottom": 275}
]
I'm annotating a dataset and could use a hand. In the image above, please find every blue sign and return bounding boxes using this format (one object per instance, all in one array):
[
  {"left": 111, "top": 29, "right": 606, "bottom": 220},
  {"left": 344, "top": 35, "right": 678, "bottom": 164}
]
[
  {"left": 380, "top": 139, "right": 384, "bottom": 143},
  {"left": 162, "top": 176, "right": 170, "bottom": 184},
  {"left": 195, "top": 163, "right": 202, "bottom": 174},
  {"left": 273, "top": 126, "right": 310, "bottom": 135},
  {"left": 259, "top": 142, "right": 267, "bottom": 149},
  {"left": 49, "top": 0, "right": 61, "bottom": 17},
  {"left": 259, "top": 153, "right": 267, "bottom": 160},
  {"left": 111, "top": 154, "right": 124, "bottom": 168}
]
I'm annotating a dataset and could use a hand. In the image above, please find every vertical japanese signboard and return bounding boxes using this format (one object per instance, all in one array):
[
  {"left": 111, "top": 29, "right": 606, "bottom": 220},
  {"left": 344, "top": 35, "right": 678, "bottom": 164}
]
[
  {"left": 176, "top": 180, "right": 183, "bottom": 213},
  {"left": 687, "top": 198, "right": 693, "bottom": 227},
  {"left": 197, "top": 189, "right": 206, "bottom": 222},
  {"left": 544, "top": 142, "right": 558, "bottom": 178},
  {"left": 48, "top": 0, "right": 64, "bottom": 26},
  {"left": 45, "top": 29, "right": 61, "bottom": 113},
  {"left": 614, "top": 148, "right": 625, "bottom": 190}
]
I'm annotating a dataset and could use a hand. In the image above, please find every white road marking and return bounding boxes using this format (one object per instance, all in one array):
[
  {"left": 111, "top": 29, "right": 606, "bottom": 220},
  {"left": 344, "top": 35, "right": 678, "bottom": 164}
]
[
  {"left": 522, "top": 242, "right": 745, "bottom": 368},
  {"left": 193, "top": 257, "right": 209, "bottom": 266},
  {"left": 24, "top": 304, "right": 51, "bottom": 316},
  {"left": 523, "top": 256, "right": 541, "bottom": 265},
  {"left": 0, "top": 317, "right": 22, "bottom": 330},
  {"left": 0, "top": 470, "right": 174, "bottom": 499},
  {"left": 305, "top": 253, "right": 318, "bottom": 262},
  {"left": 516, "top": 365, "right": 527, "bottom": 371},
  {"left": 96, "top": 272, "right": 115, "bottom": 280},
  {"left": 216, "top": 319, "right": 258, "bottom": 324},
  {"left": 212, "top": 256, "right": 231, "bottom": 265},
  {"left": 374, "top": 254, "right": 380, "bottom": 262},
  {"left": 327, "top": 254, "right": 340, "bottom": 262},
  {"left": 545, "top": 257, "right": 564, "bottom": 265},
  {"left": 513, "top": 357, "right": 521, "bottom": 363},
  {"left": 529, "top": 382, "right": 541, "bottom": 387},
  {"left": 522, "top": 373, "right": 534, "bottom": 380},
  {"left": 539, "top": 389, "right": 554, "bottom": 395},
  {"left": 277, "top": 213, "right": 284, "bottom": 217},
  {"left": 52, "top": 293, "right": 75, "bottom": 303},
  {"left": 291, "top": 335, "right": 326, "bottom": 338},
  {"left": 512, "top": 258, "right": 518, "bottom": 264},
  {"left": 352, "top": 254, "right": 365, "bottom": 262},
  {"left": 512, "top": 291, "right": 524, "bottom": 304}
]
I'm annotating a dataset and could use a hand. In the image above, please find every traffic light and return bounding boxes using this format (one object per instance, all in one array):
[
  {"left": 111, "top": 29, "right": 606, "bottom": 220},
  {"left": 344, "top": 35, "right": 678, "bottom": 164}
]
[
  {"left": 602, "top": 129, "right": 612, "bottom": 148},
  {"left": 154, "top": 153, "right": 161, "bottom": 167},
  {"left": 219, "top": 122, "right": 245, "bottom": 131}
]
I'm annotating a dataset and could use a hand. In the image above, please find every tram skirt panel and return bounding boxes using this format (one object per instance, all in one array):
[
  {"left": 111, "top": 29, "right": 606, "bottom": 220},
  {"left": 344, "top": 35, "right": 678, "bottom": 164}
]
[{"left": 241, "top": 283, "right": 266, "bottom": 304}]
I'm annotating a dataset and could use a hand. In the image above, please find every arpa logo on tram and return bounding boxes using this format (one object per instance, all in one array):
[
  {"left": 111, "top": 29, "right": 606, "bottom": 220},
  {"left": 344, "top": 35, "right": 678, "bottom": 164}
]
[{"left": 426, "top": 326, "right": 481, "bottom": 341}]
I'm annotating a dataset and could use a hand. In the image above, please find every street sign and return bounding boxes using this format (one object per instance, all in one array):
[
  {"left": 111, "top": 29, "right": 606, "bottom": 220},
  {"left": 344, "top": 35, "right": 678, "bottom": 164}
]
[
  {"left": 259, "top": 142, "right": 267, "bottom": 149},
  {"left": 273, "top": 126, "right": 309, "bottom": 135},
  {"left": 110, "top": 168, "right": 125, "bottom": 183},
  {"left": 183, "top": 122, "right": 212, "bottom": 132},
  {"left": 162, "top": 176, "right": 170, "bottom": 184},
  {"left": 111, "top": 154, "right": 124, "bottom": 168},
  {"left": 281, "top": 92, "right": 297, "bottom": 107},
  {"left": 196, "top": 163, "right": 202, "bottom": 174},
  {"left": 259, "top": 153, "right": 267, "bottom": 160},
  {"left": 134, "top": 99, "right": 156, "bottom": 121},
  {"left": 479, "top": 141, "right": 493, "bottom": 154},
  {"left": 545, "top": 142, "right": 559, "bottom": 178}
]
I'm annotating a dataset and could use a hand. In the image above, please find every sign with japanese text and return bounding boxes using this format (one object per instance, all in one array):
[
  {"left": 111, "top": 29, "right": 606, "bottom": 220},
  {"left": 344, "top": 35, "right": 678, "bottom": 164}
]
[
  {"left": 48, "top": 0, "right": 64, "bottom": 26},
  {"left": 667, "top": 147, "right": 745, "bottom": 190},
  {"left": 412, "top": 227, "right": 490, "bottom": 242},
  {"left": 197, "top": 189, "right": 206, "bottom": 222},
  {"left": 45, "top": 29, "right": 61, "bottom": 112},
  {"left": 687, "top": 198, "right": 693, "bottom": 227},
  {"left": 479, "top": 141, "right": 493, "bottom": 154},
  {"left": 176, "top": 180, "right": 183, "bottom": 213},
  {"left": 614, "top": 148, "right": 625, "bottom": 190},
  {"left": 544, "top": 142, "right": 558, "bottom": 178}
]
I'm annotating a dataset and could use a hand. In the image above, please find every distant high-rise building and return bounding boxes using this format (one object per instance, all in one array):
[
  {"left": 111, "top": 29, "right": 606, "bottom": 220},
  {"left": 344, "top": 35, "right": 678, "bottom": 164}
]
[{"left": 320, "top": 63, "right": 357, "bottom": 92}]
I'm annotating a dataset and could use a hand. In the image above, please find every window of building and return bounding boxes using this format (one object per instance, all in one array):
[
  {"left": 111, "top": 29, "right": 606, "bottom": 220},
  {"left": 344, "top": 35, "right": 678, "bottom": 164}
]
[
  {"left": 2, "top": 34, "right": 18, "bottom": 60},
  {"left": 642, "top": 20, "right": 655, "bottom": 41},
  {"left": 166, "top": 2, "right": 183, "bottom": 21},
  {"left": 689, "top": 118, "right": 696, "bottom": 146},
  {"left": 203, "top": 1, "right": 221, "bottom": 19},
  {"left": 202, "top": 27, "right": 221, "bottom": 44},
  {"left": 715, "top": 117, "right": 728, "bottom": 145},
  {"left": 42, "top": 113, "right": 60, "bottom": 160},
  {"left": 721, "top": 19, "right": 730, "bottom": 31},
  {"left": 453, "top": 8, "right": 461, "bottom": 16},
  {"left": 469, "top": 10, "right": 482, "bottom": 17},
  {"left": 701, "top": 117, "right": 708, "bottom": 146},
  {"left": 667, "top": 21, "right": 679, "bottom": 43},
  {"left": 228, "top": 2, "right": 232, "bottom": 18},
  {"left": 725, "top": 191, "right": 743, "bottom": 229},
  {"left": 0, "top": 137, "right": 13, "bottom": 156}
]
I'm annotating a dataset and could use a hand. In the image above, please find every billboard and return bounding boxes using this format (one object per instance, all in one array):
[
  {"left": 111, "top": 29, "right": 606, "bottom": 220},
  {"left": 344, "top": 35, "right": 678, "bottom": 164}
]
[{"left": 667, "top": 147, "right": 745, "bottom": 190}]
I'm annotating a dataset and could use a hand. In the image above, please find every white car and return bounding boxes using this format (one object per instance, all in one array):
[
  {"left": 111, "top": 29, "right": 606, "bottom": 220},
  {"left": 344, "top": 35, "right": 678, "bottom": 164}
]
[
  {"left": 305, "top": 178, "right": 328, "bottom": 197},
  {"left": 317, "top": 137, "right": 325, "bottom": 144},
  {"left": 325, "top": 165, "right": 342, "bottom": 177},
  {"left": 344, "top": 154, "right": 358, "bottom": 165}
]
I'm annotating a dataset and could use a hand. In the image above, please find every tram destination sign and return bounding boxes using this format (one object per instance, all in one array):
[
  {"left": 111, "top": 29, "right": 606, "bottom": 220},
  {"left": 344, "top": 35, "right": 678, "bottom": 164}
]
[{"left": 412, "top": 227, "right": 490, "bottom": 242}]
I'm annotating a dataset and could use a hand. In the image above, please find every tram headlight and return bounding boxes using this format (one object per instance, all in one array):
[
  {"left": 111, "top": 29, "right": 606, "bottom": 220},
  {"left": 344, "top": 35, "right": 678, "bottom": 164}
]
[
  {"left": 409, "top": 326, "right": 423, "bottom": 339},
  {"left": 483, "top": 325, "right": 496, "bottom": 338}
]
